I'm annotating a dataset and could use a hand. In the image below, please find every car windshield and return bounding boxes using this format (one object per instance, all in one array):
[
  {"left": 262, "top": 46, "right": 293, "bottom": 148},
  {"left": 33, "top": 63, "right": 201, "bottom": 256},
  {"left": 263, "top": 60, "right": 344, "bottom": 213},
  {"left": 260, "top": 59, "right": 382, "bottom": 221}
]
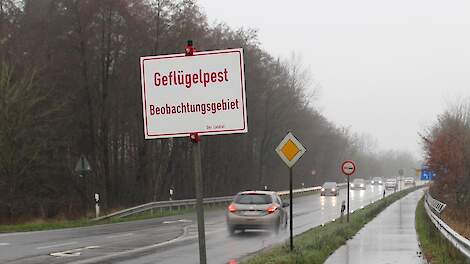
[
  {"left": 234, "top": 193, "right": 272, "bottom": 204},
  {"left": 372, "top": 177, "right": 382, "bottom": 181},
  {"left": 323, "top": 182, "right": 336, "bottom": 188},
  {"left": 387, "top": 179, "right": 396, "bottom": 182},
  {"left": 353, "top": 179, "right": 364, "bottom": 183}
]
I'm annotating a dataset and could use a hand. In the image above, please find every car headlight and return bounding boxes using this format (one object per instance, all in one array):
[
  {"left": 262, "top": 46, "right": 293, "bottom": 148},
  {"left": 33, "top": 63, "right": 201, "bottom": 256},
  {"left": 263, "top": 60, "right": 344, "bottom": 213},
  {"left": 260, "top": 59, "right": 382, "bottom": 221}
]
[
  {"left": 360, "top": 184, "right": 364, "bottom": 187},
  {"left": 371, "top": 181, "right": 375, "bottom": 184},
  {"left": 379, "top": 181, "right": 382, "bottom": 184},
  {"left": 321, "top": 188, "right": 325, "bottom": 191},
  {"left": 351, "top": 184, "right": 355, "bottom": 187},
  {"left": 332, "top": 188, "right": 336, "bottom": 191}
]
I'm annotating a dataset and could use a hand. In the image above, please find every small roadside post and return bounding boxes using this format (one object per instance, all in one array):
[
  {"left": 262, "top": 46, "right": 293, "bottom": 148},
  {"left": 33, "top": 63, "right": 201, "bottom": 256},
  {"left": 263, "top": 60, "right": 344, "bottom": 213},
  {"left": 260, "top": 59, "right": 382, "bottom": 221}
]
[
  {"left": 275, "top": 132, "right": 307, "bottom": 252},
  {"left": 341, "top": 160, "right": 356, "bottom": 223},
  {"left": 398, "top": 168, "right": 404, "bottom": 191},
  {"left": 94, "top": 193, "right": 100, "bottom": 218},
  {"left": 140, "top": 40, "right": 247, "bottom": 264}
]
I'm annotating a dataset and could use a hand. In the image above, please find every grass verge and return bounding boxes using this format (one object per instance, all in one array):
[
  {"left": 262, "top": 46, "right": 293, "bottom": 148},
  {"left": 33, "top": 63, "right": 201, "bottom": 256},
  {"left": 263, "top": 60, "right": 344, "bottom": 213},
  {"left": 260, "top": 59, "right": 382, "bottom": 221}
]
[
  {"left": 242, "top": 186, "right": 422, "bottom": 264},
  {"left": 415, "top": 198, "right": 468, "bottom": 264}
]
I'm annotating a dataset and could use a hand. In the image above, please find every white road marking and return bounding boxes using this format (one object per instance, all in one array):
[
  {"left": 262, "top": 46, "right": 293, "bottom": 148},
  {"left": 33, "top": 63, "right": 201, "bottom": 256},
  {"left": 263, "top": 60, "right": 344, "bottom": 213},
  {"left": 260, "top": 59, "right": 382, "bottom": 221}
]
[
  {"left": 106, "top": 233, "right": 134, "bottom": 239},
  {"left": 37, "top": 242, "right": 77, "bottom": 250},
  {"left": 85, "top": 246, "right": 100, "bottom": 249},
  {"left": 0, "top": 242, "right": 10, "bottom": 246},
  {"left": 50, "top": 251, "right": 81, "bottom": 257},
  {"left": 163, "top": 219, "right": 192, "bottom": 224},
  {"left": 50, "top": 245, "right": 100, "bottom": 258}
]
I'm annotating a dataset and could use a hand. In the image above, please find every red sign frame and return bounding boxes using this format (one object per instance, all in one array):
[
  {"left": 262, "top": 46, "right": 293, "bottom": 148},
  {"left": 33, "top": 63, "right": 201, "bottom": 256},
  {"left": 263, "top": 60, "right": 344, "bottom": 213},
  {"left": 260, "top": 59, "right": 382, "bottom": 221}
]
[{"left": 341, "top": 160, "right": 356, "bottom": 176}]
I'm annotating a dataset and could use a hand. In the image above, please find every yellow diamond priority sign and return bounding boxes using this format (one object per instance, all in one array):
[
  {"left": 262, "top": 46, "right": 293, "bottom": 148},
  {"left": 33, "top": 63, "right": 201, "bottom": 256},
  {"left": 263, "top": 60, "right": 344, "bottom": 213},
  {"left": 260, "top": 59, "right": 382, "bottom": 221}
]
[{"left": 276, "top": 132, "right": 306, "bottom": 168}]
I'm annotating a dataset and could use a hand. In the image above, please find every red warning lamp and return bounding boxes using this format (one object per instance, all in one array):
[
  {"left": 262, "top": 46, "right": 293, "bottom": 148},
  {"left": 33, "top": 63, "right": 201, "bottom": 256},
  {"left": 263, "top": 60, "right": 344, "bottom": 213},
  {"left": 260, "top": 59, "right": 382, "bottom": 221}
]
[{"left": 185, "top": 40, "right": 195, "bottom": 56}]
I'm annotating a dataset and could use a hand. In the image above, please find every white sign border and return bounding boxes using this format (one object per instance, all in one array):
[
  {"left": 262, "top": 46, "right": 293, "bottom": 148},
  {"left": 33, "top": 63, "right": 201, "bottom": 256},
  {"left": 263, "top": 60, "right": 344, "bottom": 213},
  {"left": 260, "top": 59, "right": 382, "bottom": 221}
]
[
  {"left": 275, "top": 132, "right": 307, "bottom": 168},
  {"left": 140, "top": 48, "right": 247, "bottom": 139}
]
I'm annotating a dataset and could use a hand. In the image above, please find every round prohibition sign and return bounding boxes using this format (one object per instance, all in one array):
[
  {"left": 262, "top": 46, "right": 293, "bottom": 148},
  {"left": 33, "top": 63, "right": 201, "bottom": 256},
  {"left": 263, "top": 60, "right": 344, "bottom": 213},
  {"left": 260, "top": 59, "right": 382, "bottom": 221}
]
[{"left": 341, "top": 160, "right": 356, "bottom": 176}]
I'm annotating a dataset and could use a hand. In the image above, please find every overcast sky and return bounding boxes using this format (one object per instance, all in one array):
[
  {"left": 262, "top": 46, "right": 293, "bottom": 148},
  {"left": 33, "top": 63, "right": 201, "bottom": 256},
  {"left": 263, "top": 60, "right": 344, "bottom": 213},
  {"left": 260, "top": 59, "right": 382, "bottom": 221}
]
[{"left": 198, "top": 0, "right": 470, "bottom": 158}]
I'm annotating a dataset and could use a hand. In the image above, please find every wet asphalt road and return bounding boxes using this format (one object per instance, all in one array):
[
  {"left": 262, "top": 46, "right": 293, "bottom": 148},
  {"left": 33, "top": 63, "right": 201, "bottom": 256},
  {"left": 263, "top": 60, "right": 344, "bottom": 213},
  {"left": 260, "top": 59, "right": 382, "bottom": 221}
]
[
  {"left": 0, "top": 184, "right": 406, "bottom": 264},
  {"left": 325, "top": 188, "right": 427, "bottom": 264}
]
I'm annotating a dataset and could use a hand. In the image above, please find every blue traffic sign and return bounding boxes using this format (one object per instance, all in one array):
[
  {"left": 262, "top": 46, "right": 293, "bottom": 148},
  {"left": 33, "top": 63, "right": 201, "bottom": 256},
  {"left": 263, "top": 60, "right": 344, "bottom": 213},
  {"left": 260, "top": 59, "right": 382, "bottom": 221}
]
[{"left": 420, "top": 165, "right": 435, "bottom": 181}]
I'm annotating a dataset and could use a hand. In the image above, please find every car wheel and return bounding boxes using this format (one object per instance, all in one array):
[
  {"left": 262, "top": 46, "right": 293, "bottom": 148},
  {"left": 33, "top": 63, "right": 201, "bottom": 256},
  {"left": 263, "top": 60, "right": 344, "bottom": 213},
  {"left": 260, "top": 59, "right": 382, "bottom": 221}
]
[
  {"left": 227, "top": 225, "right": 236, "bottom": 236},
  {"left": 274, "top": 220, "right": 281, "bottom": 234}
]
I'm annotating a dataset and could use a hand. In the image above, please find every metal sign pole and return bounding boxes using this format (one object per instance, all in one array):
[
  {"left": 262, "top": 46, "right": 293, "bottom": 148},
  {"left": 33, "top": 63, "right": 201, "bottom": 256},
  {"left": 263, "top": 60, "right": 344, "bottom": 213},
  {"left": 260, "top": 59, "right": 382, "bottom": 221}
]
[
  {"left": 275, "top": 132, "right": 306, "bottom": 252},
  {"left": 347, "top": 176, "right": 350, "bottom": 222},
  {"left": 185, "top": 40, "right": 207, "bottom": 264},
  {"left": 289, "top": 167, "right": 294, "bottom": 251},
  {"left": 191, "top": 133, "right": 207, "bottom": 264}
]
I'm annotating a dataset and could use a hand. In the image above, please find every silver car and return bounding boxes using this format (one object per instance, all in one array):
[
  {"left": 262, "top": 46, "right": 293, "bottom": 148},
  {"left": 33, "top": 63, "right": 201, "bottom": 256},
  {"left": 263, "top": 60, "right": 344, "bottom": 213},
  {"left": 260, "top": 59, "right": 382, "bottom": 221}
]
[
  {"left": 350, "top": 178, "right": 366, "bottom": 190},
  {"left": 226, "top": 191, "right": 288, "bottom": 235},
  {"left": 371, "top": 177, "right": 383, "bottom": 185},
  {"left": 321, "top": 182, "right": 338, "bottom": 196},
  {"left": 404, "top": 177, "right": 416, "bottom": 186}
]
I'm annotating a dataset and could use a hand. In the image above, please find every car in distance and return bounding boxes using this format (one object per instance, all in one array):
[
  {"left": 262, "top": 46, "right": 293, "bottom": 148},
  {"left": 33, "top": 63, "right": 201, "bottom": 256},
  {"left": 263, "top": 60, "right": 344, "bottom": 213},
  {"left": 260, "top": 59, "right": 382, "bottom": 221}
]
[
  {"left": 350, "top": 178, "right": 366, "bottom": 190},
  {"left": 321, "top": 182, "right": 338, "bottom": 196},
  {"left": 226, "top": 190, "right": 288, "bottom": 235},
  {"left": 370, "top": 176, "right": 383, "bottom": 185},
  {"left": 404, "top": 177, "right": 416, "bottom": 186},
  {"left": 385, "top": 178, "right": 398, "bottom": 190}
]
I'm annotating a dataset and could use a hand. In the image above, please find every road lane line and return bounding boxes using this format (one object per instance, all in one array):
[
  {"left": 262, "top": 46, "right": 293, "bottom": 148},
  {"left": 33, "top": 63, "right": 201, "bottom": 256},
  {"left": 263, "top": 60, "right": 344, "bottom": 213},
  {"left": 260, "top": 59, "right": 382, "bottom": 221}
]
[
  {"left": 163, "top": 219, "right": 192, "bottom": 224},
  {"left": 37, "top": 241, "right": 77, "bottom": 250},
  {"left": 0, "top": 242, "right": 10, "bottom": 246},
  {"left": 106, "top": 233, "right": 134, "bottom": 239}
]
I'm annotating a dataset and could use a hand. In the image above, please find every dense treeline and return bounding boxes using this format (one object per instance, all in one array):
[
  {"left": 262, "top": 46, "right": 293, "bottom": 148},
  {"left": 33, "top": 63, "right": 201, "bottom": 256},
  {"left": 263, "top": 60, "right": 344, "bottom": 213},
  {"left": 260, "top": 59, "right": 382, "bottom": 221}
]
[
  {"left": 0, "top": 0, "right": 416, "bottom": 223},
  {"left": 422, "top": 102, "right": 470, "bottom": 226}
]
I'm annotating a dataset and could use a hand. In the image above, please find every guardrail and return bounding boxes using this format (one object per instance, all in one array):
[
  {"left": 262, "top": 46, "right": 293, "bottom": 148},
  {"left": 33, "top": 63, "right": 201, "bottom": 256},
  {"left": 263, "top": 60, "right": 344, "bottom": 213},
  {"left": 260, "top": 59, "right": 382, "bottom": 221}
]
[
  {"left": 94, "top": 183, "right": 347, "bottom": 221},
  {"left": 424, "top": 191, "right": 470, "bottom": 259},
  {"left": 426, "top": 192, "right": 447, "bottom": 214}
]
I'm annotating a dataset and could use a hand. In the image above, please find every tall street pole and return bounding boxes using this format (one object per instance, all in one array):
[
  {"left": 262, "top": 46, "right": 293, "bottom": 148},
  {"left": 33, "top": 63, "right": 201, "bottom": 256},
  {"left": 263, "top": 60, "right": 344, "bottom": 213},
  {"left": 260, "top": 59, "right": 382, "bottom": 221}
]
[
  {"left": 191, "top": 133, "right": 206, "bottom": 264},
  {"left": 347, "top": 175, "right": 350, "bottom": 222},
  {"left": 289, "top": 167, "right": 294, "bottom": 251}
]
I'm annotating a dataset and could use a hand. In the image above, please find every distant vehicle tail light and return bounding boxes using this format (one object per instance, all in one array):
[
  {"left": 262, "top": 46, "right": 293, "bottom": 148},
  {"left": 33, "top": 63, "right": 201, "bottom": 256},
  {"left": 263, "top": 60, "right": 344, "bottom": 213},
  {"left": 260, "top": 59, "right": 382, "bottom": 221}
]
[
  {"left": 267, "top": 205, "right": 278, "bottom": 214},
  {"left": 228, "top": 204, "right": 237, "bottom": 213}
]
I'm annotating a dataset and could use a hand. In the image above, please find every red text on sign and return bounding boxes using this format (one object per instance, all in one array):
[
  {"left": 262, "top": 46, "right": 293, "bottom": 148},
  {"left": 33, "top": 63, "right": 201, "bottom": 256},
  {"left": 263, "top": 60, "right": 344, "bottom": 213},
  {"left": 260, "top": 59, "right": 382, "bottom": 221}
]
[{"left": 154, "top": 68, "right": 229, "bottom": 89}]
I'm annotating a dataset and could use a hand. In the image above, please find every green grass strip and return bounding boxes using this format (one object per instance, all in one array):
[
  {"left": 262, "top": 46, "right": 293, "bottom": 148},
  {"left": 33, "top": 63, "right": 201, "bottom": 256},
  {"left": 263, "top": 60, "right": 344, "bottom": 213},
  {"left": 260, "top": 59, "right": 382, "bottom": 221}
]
[
  {"left": 242, "top": 186, "right": 422, "bottom": 264},
  {"left": 415, "top": 198, "right": 467, "bottom": 264}
]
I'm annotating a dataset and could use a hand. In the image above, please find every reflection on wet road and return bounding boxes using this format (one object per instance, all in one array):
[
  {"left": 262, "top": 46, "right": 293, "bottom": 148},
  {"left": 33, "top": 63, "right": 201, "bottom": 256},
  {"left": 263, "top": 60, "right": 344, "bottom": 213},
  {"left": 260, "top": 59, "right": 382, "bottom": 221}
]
[{"left": 325, "top": 188, "right": 427, "bottom": 264}]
